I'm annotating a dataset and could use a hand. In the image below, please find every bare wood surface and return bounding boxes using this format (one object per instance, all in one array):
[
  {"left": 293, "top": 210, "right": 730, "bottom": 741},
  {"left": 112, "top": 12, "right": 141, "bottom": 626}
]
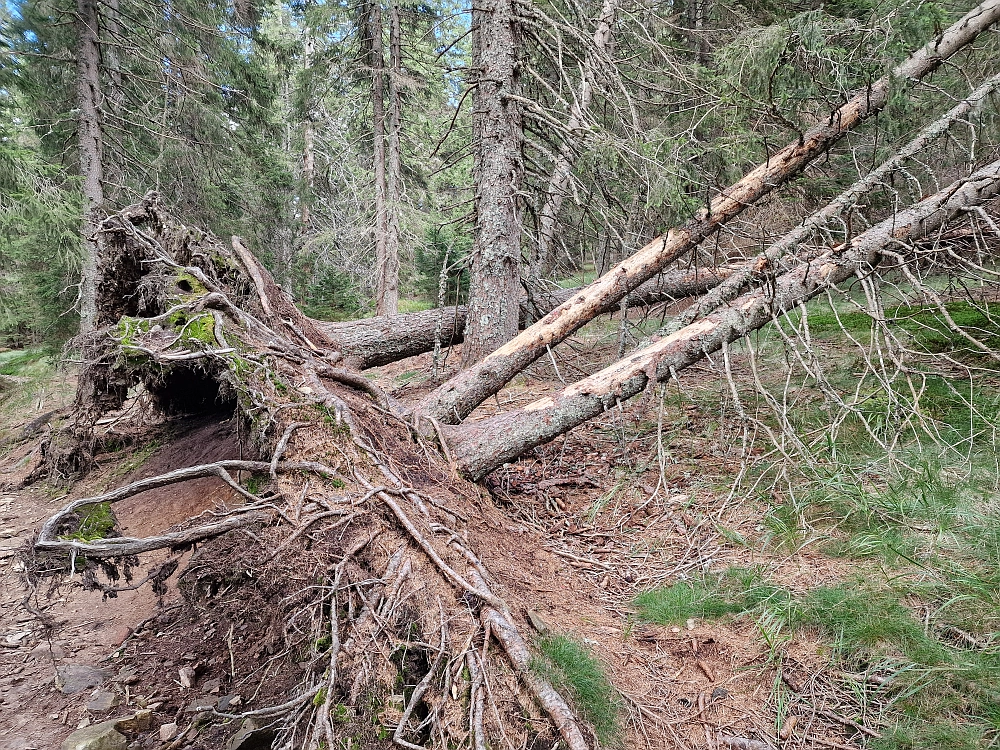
[{"left": 449, "top": 159, "right": 1000, "bottom": 478}]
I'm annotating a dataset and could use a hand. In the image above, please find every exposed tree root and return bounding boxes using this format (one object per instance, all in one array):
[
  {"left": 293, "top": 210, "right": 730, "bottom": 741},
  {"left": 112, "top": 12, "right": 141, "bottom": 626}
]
[{"left": 34, "top": 196, "right": 597, "bottom": 749}]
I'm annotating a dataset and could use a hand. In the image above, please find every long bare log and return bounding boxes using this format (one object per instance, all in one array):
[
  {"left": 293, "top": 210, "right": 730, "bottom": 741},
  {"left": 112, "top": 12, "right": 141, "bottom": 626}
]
[
  {"left": 667, "top": 70, "right": 1000, "bottom": 334},
  {"left": 419, "top": 0, "right": 1000, "bottom": 425},
  {"left": 318, "top": 265, "right": 732, "bottom": 369},
  {"left": 447, "top": 159, "right": 1000, "bottom": 479}
]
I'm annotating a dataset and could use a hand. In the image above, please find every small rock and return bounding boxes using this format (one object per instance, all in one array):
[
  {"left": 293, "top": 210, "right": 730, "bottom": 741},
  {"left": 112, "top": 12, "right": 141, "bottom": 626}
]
[
  {"left": 32, "top": 642, "right": 66, "bottom": 659},
  {"left": 711, "top": 687, "right": 730, "bottom": 701},
  {"left": 60, "top": 720, "right": 127, "bottom": 750},
  {"left": 686, "top": 618, "right": 696, "bottom": 631},
  {"left": 86, "top": 690, "right": 119, "bottom": 712},
  {"left": 526, "top": 610, "right": 550, "bottom": 634},
  {"left": 57, "top": 665, "right": 109, "bottom": 695},
  {"left": 218, "top": 695, "right": 243, "bottom": 712},
  {"left": 201, "top": 677, "right": 221, "bottom": 694},
  {"left": 670, "top": 627, "right": 681, "bottom": 633},
  {"left": 5, "top": 631, "right": 31, "bottom": 646},
  {"left": 115, "top": 710, "right": 152, "bottom": 734},
  {"left": 158, "top": 723, "right": 178, "bottom": 742},
  {"left": 77, "top": 717, "right": 92, "bottom": 729},
  {"left": 178, "top": 666, "right": 196, "bottom": 688}
]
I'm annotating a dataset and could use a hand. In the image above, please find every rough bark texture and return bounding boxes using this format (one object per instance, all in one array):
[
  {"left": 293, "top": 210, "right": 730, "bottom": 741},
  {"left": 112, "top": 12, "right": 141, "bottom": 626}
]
[
  {"left": 366, "top": 0, "right": 396, "bottom": 317},
  {"left": 463, "top": 0, "right": 524, "bottom": 364},
  {"left": 382, "top": 0, "right": 403, "bottom": 316},
  {"left": 301, "top": 21, "right": 316, "bottom": 235},
  {"left": 418, "top": 0, "right": 1000, "bottom": 424},
  {"left": 533, "top": 0, "right": 618, "bottom": 277},
  {"left": 318, "top": 265, "right": 733, "bottom": 369},
  {"left": 76, "top": 0, "right": 105, "bottom": 333},
  {"left": 447, "top": 159, "right": 1000, "bottom": 479}
]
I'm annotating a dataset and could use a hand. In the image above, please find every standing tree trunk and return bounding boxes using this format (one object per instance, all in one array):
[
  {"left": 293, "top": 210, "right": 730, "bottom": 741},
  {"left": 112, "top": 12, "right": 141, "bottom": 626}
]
[
  {"left": 301, "top": 23, "right": 316, "bottom": 234},
  {"left": 416, "top": 0, "right": 1000, "bottom": 424},
  {"left": 533, "top": 0, "right": 618, "bottom": 278},
  {"left": 76, "top": 0, "right": 105, "bottom": 333},
  {"left": 463, "top": 0, "right": 524, "bottom": 365},
  {"left": 381, "top": 0, "right": 403, "bottom": 316},
  {"left": 365, "top": 0, "right": 395, "bottom": 316}
]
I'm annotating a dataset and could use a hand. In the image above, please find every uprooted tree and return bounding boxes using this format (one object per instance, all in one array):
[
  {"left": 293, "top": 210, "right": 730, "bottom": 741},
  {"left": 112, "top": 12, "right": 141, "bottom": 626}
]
[{"left": 30, "top": 2, "right": 1000, "bottom": 747}]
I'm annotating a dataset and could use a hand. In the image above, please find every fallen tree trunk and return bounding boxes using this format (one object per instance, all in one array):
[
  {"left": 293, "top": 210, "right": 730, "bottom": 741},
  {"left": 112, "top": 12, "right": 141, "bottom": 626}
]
[
  {"left": 666, "top": 69, "right": 1000, "bottom": 335},
  {"left": 418, "top": 0, "right": 1000, "bottom": 425},
  {"left": 446, "top": 158, "right": 1000, "bottom": 479},
  {"left": 318, "top": 265, "right": 734, "bottom": 369}
]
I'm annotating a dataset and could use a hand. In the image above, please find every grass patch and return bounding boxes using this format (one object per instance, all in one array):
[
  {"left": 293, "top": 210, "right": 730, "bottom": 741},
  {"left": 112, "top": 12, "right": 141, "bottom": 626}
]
[
  {"left": 397, "top": 299, "right": 433, "bottom": 313},
  {"left": 0, "top": 348, "right": 49, "bottom": 377},
  {"left": 634, "top": 567, "right": 788, "bottom": 625},
  {"left": 803, "top": 300, "right": 1000, "bottom": 359},
  {"left": 532, "top": 634, "right": 621, "bottom": 745},
  {"left": 58, "top": 502, "right": 116, "bottom": 542}
]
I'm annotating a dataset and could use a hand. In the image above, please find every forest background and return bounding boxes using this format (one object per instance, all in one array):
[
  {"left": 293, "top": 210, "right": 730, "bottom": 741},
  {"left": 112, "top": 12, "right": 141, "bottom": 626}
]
[{"left": 5, "top": 1, "right": 1000, "bottom": 749}]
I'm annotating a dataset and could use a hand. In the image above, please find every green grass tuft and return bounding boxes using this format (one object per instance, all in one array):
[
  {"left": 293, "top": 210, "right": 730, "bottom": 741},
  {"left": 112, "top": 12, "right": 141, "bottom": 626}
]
[
  {"left": 58, "top": 502, "right": 117, "bottom": 542},
  {"left": 532, "top": 634, "right": 621, "bottom": 745},
  {"left": 634, "top": 568, "right": 788, "bottom": 625}
]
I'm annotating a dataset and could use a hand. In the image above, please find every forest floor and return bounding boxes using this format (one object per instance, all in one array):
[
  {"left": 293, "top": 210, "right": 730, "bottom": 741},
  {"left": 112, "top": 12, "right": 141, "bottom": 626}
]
[{"left": 1, "top": 293, "right": 998, "bottom": 750}]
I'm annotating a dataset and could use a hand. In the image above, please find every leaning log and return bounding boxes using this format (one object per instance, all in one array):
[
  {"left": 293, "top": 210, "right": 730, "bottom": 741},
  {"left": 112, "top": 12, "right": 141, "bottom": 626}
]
[
  {"left": 318, "top": 265, "right": 733, "bottom": 369},
  {"left": 667, "top": 69, "right": 1000, "bottom": 334},
  {"left": 447, "top": 159, "right": 1000, "bottom": 479},
  {"left": 418, "top": 0, "right": 1000, "bottom": 425}
]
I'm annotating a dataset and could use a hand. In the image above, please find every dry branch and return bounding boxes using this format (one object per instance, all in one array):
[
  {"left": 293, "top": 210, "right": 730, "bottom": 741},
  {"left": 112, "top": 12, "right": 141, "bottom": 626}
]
[
  {"left": 448, "top": 159, "right": 1000, "bottom": 478},
  {"left": 419, "top": 0, "right": 1000, "bottom": 425}
]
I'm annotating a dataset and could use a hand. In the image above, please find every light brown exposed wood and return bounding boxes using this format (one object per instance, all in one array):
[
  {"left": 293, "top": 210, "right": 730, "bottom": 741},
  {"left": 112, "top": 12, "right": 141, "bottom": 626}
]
[
  {"left": 419, "top": 0, "right": 1000, "bottom": 424},
  {"left": 448, "top": 159, "right": 1000, "bottom": 479},
  {"left": 668, "top": 70, "right": 1000, "bottom": 335}
]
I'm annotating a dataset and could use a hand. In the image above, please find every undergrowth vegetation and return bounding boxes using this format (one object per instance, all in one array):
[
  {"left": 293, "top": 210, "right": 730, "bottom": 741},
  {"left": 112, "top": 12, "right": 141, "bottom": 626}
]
[{"left": 635, "top": 292, "right": 1000, "bottom": 749}]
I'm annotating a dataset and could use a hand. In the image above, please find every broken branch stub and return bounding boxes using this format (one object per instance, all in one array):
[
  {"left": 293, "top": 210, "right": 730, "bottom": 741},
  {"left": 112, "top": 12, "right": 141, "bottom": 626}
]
[
  {"left": 447, "top": 159, "right": 1000, "bottom": 479},
  {"left": 418, "top": 0, "right": 1000, "bottom": 426}
]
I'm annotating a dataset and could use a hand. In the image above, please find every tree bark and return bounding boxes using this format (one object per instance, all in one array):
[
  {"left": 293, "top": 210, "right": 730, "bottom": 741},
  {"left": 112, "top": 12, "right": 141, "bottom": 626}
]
[
  {"left": 533, "top": 0, "right": 618, "bottom": 277},
  {"left": 301, "top": 21, "right": 316, "bottom": 234},
  {"left": 463, "top": 0, "right": 524, "bottom": 364},
  {"left": 318, "top": 265, "right": 733, "bottom": 368},
  {"left": 446, "top": 159, "right": 1000, "bottom": 479},
  {"left": 418, "top": 0, "right": 1000, "bottom": 424},
  {"left": 380, "top": 0, "right": 403, "bottom": 316},
  {"left": 76, "top": 0, "right": 105, "bottom": 333},
  {"left": 365, "top": 0, "right": 396, "bottom": 317}
]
